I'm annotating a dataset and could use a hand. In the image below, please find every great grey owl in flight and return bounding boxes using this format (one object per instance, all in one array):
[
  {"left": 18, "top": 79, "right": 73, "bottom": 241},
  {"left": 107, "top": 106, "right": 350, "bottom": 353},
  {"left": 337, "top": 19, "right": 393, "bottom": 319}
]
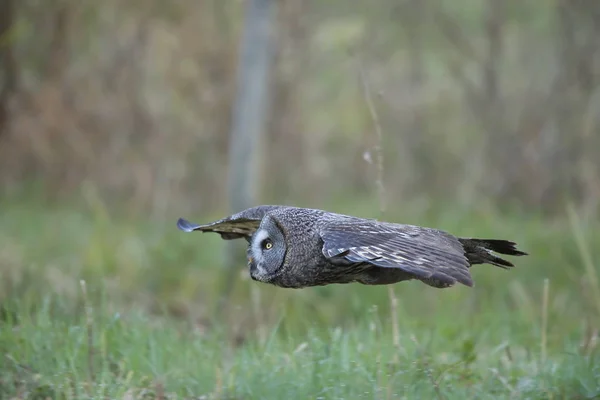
[{"left": 177, "top": 205, "right": 527, "bottom": 289}]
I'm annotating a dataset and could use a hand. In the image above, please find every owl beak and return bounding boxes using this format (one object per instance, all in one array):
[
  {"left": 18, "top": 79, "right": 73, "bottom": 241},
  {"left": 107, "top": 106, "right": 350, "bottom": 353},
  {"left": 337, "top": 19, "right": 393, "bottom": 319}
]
[{"left": 247, "top": 257, "right": 260, "bottom": 281}]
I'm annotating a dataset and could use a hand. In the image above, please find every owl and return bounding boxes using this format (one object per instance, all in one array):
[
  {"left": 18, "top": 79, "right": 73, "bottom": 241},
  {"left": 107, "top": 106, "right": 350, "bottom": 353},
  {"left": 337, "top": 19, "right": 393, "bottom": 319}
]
[{"left": 177, "top": 205, "right": 527, "bottom": 289}]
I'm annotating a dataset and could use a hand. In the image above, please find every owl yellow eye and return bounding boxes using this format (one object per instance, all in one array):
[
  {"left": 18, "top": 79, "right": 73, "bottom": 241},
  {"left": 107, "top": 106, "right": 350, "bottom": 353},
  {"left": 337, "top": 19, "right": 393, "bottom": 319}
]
[{"left": 263, "top": 239, "right": 273, "bottom": 250}]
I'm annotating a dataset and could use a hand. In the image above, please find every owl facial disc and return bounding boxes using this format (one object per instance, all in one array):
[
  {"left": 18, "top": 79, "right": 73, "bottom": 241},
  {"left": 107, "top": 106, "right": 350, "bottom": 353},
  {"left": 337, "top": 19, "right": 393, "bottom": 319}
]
[{"left": 249, "top": 229, "right": 270, "bottom": 279}]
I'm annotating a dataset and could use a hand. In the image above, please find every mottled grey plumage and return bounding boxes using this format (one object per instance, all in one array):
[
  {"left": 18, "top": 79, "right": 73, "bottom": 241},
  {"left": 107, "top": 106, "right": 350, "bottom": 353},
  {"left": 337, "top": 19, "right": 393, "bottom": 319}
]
[{"left": 177, "top": 205, "right": 527, "bottom": 289}]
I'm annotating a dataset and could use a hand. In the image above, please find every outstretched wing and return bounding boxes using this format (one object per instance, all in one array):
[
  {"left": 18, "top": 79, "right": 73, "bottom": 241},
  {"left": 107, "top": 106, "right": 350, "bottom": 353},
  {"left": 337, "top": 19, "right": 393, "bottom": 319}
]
[
  {"left": 176, "top": 217, "right": 261, "bottom": 240},
  {"left": 177, "top": 205, "right": 285, "bottom": 240},
  {"left": 320, "top": 221, "right": 473, "bottom": 287}
]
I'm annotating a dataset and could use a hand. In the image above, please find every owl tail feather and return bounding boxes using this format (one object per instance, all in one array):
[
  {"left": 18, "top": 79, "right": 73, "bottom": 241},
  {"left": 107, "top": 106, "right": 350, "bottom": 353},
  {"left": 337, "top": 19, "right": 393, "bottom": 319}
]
[{"left": 459, "top": 238, "right": 528, "bottom": 269}]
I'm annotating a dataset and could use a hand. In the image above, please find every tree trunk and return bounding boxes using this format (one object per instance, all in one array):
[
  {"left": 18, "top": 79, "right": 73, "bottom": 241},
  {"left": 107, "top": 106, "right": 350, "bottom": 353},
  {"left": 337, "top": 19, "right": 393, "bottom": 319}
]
[
  {"left": 0, "top": 0, "right": 17, "bottom": 136},
  {"left": 219, "top": 0, "right": 277, "bottom": 312}
]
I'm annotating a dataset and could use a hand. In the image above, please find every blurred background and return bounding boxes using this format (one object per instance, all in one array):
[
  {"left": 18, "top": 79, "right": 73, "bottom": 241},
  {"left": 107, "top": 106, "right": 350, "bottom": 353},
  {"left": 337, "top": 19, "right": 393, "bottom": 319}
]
[{"left": 1, "top": 0, "right": 599, "bottom": 340}]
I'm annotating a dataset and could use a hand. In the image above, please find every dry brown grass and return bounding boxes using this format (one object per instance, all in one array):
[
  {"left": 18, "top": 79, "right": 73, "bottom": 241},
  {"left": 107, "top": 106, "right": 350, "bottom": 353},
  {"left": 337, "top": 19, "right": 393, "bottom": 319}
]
[{"left": 0, "top": 0, "right": 599, "bottom": 217}]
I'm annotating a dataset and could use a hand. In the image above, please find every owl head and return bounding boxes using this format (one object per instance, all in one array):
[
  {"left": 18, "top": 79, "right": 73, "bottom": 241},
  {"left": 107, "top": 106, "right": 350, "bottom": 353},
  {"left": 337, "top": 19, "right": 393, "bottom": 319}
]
[{"left": 247, "top": 215, "right": 287, "bottom": 283}]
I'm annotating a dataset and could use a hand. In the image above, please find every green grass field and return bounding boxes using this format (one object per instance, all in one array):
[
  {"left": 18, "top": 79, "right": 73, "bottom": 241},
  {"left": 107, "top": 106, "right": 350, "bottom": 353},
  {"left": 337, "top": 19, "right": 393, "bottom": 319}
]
[{"left": 1, "top": 196, "right": 599, "bottom": 399}]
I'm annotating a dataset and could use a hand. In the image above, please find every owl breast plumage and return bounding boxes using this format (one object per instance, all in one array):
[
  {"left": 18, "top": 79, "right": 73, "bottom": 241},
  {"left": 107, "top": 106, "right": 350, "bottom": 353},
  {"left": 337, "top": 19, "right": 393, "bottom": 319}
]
[{"left": 177, "top": 205, "right": 527, "bottom": 289}]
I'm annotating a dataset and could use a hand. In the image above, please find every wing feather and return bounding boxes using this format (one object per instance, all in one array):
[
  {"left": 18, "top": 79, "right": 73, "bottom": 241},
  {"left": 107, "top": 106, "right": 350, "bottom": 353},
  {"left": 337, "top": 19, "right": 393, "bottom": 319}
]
[
  {"left": 320, "top": 222, "right": 473, "bottom": 287},
  {"left": 177, "top": 205, "right": 284, "bottom": 240},
  {"left": 176, "top": 217, "right": 261, "bottom": 240}
]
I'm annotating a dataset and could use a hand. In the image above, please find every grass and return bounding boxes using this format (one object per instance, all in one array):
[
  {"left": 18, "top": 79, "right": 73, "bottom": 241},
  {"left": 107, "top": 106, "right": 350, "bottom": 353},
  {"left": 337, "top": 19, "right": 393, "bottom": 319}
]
[
  {"left": 2, "top": 300, "right": 599, "bottom": 399},
  {"left": 1, "top": 195, "right": 599, "bottom": 399}
]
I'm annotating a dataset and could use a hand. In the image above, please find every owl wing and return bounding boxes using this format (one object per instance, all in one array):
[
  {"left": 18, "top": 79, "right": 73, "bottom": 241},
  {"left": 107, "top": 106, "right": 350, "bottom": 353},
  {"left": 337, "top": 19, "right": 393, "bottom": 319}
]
[
  {"left": 177, "top": 205, "right": 285, "bottom": 240},
  {"left": 177, "top": 217, "right": 260, "bottom": 240},
  {"left": 320, "top": 222, "right": 473, "bottom": 287}
]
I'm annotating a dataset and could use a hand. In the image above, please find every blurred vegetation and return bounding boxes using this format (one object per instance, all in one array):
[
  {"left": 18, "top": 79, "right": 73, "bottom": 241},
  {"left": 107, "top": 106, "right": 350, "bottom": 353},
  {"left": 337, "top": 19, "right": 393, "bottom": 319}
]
[
  {"left": 0, "top": 199, "right": 600, "bottom": 399},
  {"left": 1, "top": 0, "right": 599, "bottom": 214},
  {"left": 1, "top": 197, "right": 599, "bottom": 397},
  {"left": 1, "top": 0, "right": 599, "bottom": 398}
]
